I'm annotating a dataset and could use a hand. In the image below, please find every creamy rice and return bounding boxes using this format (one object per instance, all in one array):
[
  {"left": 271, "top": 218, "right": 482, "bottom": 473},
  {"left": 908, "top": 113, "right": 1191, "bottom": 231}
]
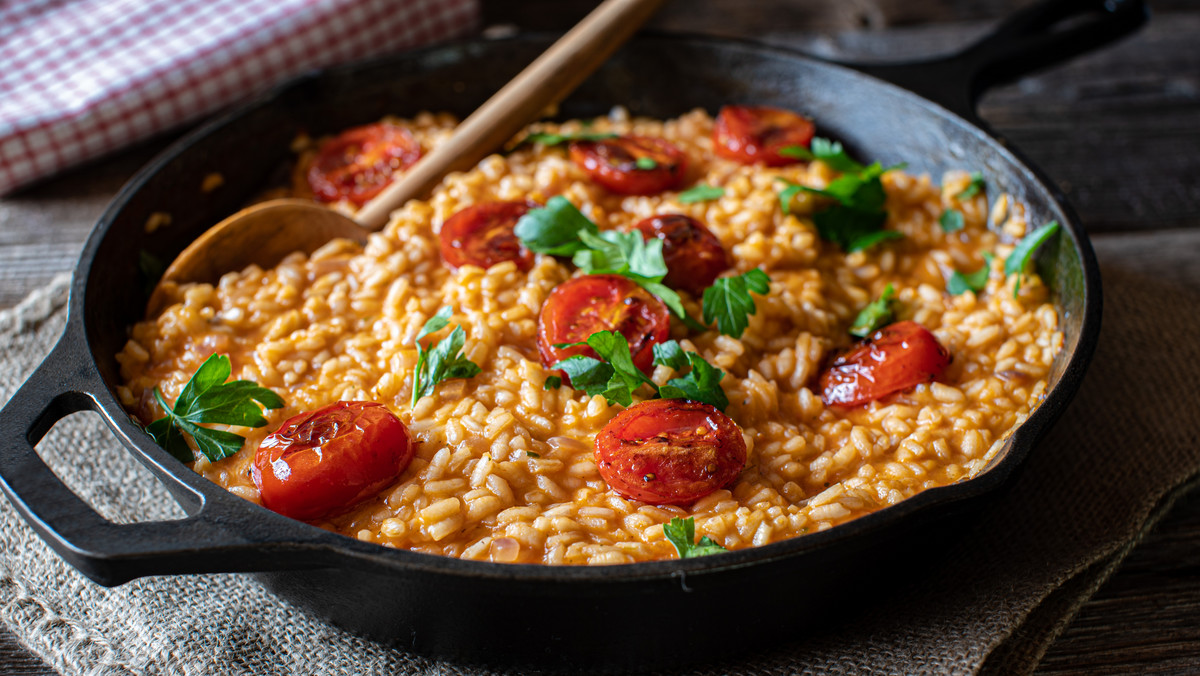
[{"left": 117, "top": 108, "right": 1063, "bottom": 564}]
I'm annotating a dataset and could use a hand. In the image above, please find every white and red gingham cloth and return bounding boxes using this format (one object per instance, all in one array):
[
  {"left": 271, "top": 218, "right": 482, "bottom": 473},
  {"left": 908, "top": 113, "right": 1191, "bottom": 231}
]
[{"left": 0, "top": 0, "right": 480, "bottom": 195}]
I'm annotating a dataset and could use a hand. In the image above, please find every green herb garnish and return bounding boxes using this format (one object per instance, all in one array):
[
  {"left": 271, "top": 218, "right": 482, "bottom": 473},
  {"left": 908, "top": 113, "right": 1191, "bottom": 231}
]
[
  {"left": 652, "top": 340, "right": 729, "bottom": 410},
  {"left": 779, "top": 137, "right": 865, "bottom": 173},
  {"left": 522, "top": 131, "right": 618, "bottom": 147},
  {"left": 849, "top": 283, "right": 897, "bottom": 337},
  {"left": 513, "top": 195, "right": 600, "bottom": 256},
  {"left": 543, "top": 375, "right": 563, "bottom": 390},
  {"left": 550, "top": 332, "right": 728, "bottom": 410},
  {"left": 516, "top": 197, "right": 703, "bottom": 327},
  {"left": 677, "top": 183, "right": 725, "bottom": 204},
  {"left": 948, "top": 253, "right": 996, "bottom": 296},
  {"left": 1004, "top": 221, "right": 1060, "bottom": 297},
  {"left": 957, "top": 172, "right": 986, "bottom": 200},
  {"left": 635, "top": 156, "right": 658, "bottom": 170},
  {"left": 552, "top": 331, "right": 657, "bottom": 407},
  {"left": 664, "top": 517, "right": 726, "bottom": 558},
  {"left": 411, "top": 307, "right": 483, "bottom": 407},
  {"left": 147, "top": 353, "right": 283, "bottom": 463},
  {"left": 701, "top": 269, "right": 771, "bottom": 339},
  {"left": 777, "top": 161, "right": 905, "bottom": 253},
  {"left": 940, "top": 209, "right": 965, "bottom": 233}
]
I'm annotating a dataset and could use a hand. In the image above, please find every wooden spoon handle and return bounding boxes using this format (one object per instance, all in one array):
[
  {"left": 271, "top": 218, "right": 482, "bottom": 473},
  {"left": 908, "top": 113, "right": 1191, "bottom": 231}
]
[{"left": 354, "top": 0, "right": 667, "bottom": 230}]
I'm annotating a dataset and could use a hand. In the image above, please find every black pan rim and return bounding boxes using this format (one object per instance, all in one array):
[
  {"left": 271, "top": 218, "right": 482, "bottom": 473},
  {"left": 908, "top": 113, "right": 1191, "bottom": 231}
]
[{"left": 69, "top": 31, "right": 1102, "bottom": 584}]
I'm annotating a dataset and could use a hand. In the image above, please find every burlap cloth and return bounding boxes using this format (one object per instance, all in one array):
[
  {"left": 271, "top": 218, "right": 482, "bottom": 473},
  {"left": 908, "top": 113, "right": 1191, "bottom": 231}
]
[{"left": 1, "top": 230, "right": 1197, "bottom": 675}]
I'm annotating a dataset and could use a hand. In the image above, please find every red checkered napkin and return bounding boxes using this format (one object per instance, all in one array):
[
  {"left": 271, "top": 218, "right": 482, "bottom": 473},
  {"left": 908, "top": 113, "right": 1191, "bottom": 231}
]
[{"left": 0, "top": 0, "right": 480, "bottom": 195}]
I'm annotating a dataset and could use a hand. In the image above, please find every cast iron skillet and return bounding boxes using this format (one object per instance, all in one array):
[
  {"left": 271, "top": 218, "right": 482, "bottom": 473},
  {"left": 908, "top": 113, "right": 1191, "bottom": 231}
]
[{"left": 0, "top": 0, "right": 1143, "bottom": 669}]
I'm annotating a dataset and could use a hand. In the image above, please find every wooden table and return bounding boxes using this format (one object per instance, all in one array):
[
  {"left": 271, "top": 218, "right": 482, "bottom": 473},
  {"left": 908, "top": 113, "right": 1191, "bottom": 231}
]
[{"left": 1, "top": 1, "right": 1198, "bottom": 672}]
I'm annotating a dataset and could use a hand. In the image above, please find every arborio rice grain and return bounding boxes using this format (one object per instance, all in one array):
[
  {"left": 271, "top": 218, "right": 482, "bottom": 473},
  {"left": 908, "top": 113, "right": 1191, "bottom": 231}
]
[{"left": 117, "top": 108, "right": 1063, "bottom": 564}]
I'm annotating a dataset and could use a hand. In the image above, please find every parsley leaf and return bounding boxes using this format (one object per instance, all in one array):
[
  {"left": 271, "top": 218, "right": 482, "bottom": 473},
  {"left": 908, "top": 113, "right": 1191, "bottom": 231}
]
[
  {"left": 779, "top": 137, "right": 865, "bottom": 173},
  {"left": 957, "top": 172, "right": 986, "bottom": 200},
  {"left": 635, "top": 157, "right": 658, "bottom": 170},
  {"left": 849, "top": 283, "right": 897, "bottom": 337},
  {"left": 653, "top": 341, "right": 729, "bottom": 410},
  {"left": 677, "top": 183, "right": 725, "bottom": 204},
  {"left": 701, "top": 269, "right": 770, "bottom": 339},
  {"left": 663, "top": 517, "right": 726, "bottom": 558},
  {"left": 1004, "top": 221, "right": 1060, "bottom": 297},
  {"left": 513, "top": 196, "right": 600, "bottom": 256},
  {"left": 777, "top": 182, "right": 804, "bottom": 216},
  {"left": 552, "top": 332, "right": 729, "bottom": 410},
  {"left": 522, "top": 131, "right": 618, "bottom": 147},
  {"left": 551, "top": 331, "right": 656, "bottom": 406},
  {"left": 411, "top": 307, "right": 483, "bottom": 407},
  {"left": 940, "top": 209, "right": 965, "bottom": 233},
  {"left": 948, "top": 252, "right": 996, "bottom": 296},
  {"left": 814, "top": 206, "right": 901, "bottom": 252},
  {"left": 543, "top": 375, "right": 563, "bottom": 390},
  {"left": 573, "top": 229, "right": 668, "bottom": 280},
  {"left": 778, "top": 162, "right": 904, "bottom": 252},
  {"left": 515, "top": 198, "right": 707, "bottom": 327},
  {"left": 147, "top": 353, "right": 283, "bottom": 463}
]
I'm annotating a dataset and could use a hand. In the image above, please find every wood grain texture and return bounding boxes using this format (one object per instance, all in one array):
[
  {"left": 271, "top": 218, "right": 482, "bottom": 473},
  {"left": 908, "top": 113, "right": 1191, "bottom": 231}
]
[
  {"left": 0, "top": 2, "right": 1197, "bottom": 674},
  {"left": 357, "top": 0, "right": 668, "bottom": 228}
]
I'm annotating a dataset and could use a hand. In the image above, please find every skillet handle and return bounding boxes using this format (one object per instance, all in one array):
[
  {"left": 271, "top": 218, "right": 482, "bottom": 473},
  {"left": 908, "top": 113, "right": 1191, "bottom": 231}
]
[
  {"left": 848, "top": 0, "right": 1149, "bottom": 123},
  {"left": 0, "top": 330, "right": 325, "bottom": 586}
]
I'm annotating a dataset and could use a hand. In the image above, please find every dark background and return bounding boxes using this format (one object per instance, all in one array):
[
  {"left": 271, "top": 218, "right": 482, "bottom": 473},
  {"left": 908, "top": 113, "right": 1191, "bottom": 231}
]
[{"left": 1, "top": 0, "right": 1197, "bottom": 672}]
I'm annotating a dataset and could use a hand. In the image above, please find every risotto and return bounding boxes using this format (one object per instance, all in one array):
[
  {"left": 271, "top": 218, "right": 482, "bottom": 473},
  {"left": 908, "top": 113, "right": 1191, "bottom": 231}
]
[{"left": 116, "top": 107, "right": 1063, "bottom": 565}]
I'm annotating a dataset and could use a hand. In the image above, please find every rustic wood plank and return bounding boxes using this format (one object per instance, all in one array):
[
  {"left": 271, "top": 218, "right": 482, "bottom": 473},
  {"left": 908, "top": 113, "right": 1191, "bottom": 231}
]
[{"left": 1036, "top": 488, "right": 1200, "bottom": 675}]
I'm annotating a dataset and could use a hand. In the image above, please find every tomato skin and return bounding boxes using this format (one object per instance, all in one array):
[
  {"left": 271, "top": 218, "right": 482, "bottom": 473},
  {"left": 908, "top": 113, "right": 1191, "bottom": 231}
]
[
  {"left": 307, "top": 122, "right": 422, "bottom": 205},
  {"left": 820, "top": 321, "right": 952, "bottom": 407},
  {"left": 594, "top": 399, "right": 746, "bottom": 505},
  {"left": 712, "top": 105, "right": 816, "bottom": 166},
  {"left": 569, "top": 135, "right": 688, "bottom": 195},
  {"left": 633, "top": 214, "right": 729, "bottom": 296},
  {"left": 537, "top": 274, "right": 670, "bottom": 377},
  {"left": 440, "top": 201, "right": 537, "bottom": 272},
  {"left": 252, "top": 401, "right": 413, "bottom": 522}
]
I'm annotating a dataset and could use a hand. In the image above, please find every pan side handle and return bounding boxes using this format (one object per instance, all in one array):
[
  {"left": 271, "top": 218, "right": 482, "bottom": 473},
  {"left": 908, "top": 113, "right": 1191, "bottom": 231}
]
[
  {"left": 844, "top": 0, "right": 1149, "bottom": 123},
  {"left": 0, "top": 331, "right": 327, "bottom": 586}
]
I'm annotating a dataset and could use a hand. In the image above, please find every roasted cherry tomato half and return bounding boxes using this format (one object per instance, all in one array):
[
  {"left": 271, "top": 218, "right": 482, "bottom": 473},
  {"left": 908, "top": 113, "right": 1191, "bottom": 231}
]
[
  {"left": 712, "top": 105, "right": 816, "bottom": 166},
  {"left": 307, "top": 122, "right": 422, "bottom": 205},
  {"left": 633, "top": 214, "right": 729, "bottom": 296},
  {"left": 440, "top": 200, "right": 538, "bottom": 272},
  {"left": 537, "top": 274, "right": 670, "bottom": 377},
  {"left": 252, "top": 401, "right": 413, "bottom": 522},
  {"left": 568, "top": 135, "right": 688, "bottom": 195},
  {"left": 595, "top": 398, "right": 747, "bottom": 505},
  {"left": 819, "top": 321, "right": 951, "bottom": 407}
]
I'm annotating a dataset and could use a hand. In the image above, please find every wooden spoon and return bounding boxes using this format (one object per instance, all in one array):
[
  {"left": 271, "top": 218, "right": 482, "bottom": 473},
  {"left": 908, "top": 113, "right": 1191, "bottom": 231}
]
[{"left": 147, "top": 0, "right": 667, "bottom": 316}]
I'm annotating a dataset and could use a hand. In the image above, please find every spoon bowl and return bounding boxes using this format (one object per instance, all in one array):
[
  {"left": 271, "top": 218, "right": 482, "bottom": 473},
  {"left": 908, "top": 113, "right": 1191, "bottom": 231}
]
[{"left": 145, "top": 199, "right": 367, "bottom": 316}]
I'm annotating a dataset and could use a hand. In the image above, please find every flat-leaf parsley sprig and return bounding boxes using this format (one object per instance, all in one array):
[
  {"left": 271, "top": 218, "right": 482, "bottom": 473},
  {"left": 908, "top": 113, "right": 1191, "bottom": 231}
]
[
  {"left": 778, "top": 137, "right": 864, "bottom": 173},
  {"left": 663, "top": 516, "right": 726, "bottom": 558},
  {"left": 520, "top": 130, "right": 618, "bottom": 147},
  {"left": 514, "top": 196, "right": 699, "bottom": 327},
  {"left": 147, "top": 353, "right": 284, "bottom": 463},
  {"left": 947, "top": 253, "right": 995, "bottom": 296},
  {"left": 849, "top": 283, "right": 897, "bottom": 337},
  {"left": 1004, "top": 221, "right": 1060, "bottom": 297},
  {"left": 515, "top": 197, "right": 773, "bottom": 338},
  {"left": 411, "top": 307, "right": 483, "bottom": 407},
  {"left": 776, "top": 143, "right": 906, "bottom": 252},
  {"left": 701, "top": 268, "right": 771, "bottom": 339},
  {"left": 547, "top": 331, "right": 729, "bottom": 410}
]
